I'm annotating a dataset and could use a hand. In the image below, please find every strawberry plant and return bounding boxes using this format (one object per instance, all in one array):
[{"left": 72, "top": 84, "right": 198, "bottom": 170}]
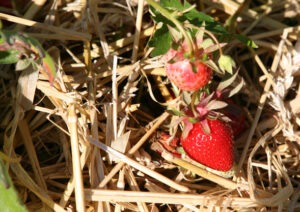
[
  {"left": 166, "top": 92, "right": 236, "bottom": 172},
  {"left": 146, "top": 0, "right": 250, "bottom": 173}
]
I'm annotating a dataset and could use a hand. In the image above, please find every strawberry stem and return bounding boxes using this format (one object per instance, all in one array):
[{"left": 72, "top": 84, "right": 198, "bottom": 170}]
[
  {"left": 190, "top": 92, "right": 198, "bottom": 117},
  {"left": 146, "top": 0, "right": 194, "bottom": 55},
  {"left": 203, "top": 29, "right": 223, "bottom": 56}
]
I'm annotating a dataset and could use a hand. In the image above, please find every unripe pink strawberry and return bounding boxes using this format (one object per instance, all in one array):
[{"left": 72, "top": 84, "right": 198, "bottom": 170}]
[
  {"left": 166, "top": 59, "right": 212, "bottom": 91},
  {"left": 164, "top": 40, "right": 212, "bottom": 91}
]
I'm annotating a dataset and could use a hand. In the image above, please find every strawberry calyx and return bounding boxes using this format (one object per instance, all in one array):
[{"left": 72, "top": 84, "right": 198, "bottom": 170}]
[
  {"left": 165, "top": 37, "right": 215, "bottom": 65},
  {"left": 180, "top": 92, "right": 229, "bottom": 137}
]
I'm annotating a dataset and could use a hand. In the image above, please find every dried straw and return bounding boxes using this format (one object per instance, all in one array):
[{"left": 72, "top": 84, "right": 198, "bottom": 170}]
[{"left": 0, "top": 0, "right": 299, "bottom": 211}]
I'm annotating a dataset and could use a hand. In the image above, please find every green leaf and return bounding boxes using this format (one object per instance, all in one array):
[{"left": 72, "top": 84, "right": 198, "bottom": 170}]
[
  {"left": 0, "top": 49, "right": 19, "bottom": 64},
  {"left": 148, "top": 25, "right": 172, "bottom": 56},
  {"left": 218, "top": 55, "right": 236, "bottom": 74},
  {"left": 149, "top": 4, "right": 174, "bottom": 26},
  {"left": 236, "top": 34, "right": 258, "bottom": 48},
  {"left": 148, "top": 0, "right": 230, "bottom": 57},
  {"left": 0, "top": 30, "right": 10, "bottom": 44},
  {"left": 0, "top": 158, "right": 27, "bottom": 212},
  {"left": 160, "top": 0, "right": 184, "bottom": 10},
  {"left": 158, "top": 0, "right": 221, "bottom": 30},
  {"left": 182, "top": 2, "right": 227, "bottom": 34}
]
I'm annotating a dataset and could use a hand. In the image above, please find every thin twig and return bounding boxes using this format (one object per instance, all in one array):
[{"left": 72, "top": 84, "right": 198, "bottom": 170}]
[
  {"left": 131, "top": 0, "right": 145, "bottom": 62},
  {"left": 98, "top": 112, "right": 169, "bottom": 188},
  {"left": 0, "top": 13, "right": 91, "bottom": 40},
  {"left": 85, "top": 189, "right": 262, "bottom": 207},
  {"left": 67, "top": 104, "right": 85, "bottom": 211},
  {"left": 89, "top": 137, "right": 189, "bottom": 192}
]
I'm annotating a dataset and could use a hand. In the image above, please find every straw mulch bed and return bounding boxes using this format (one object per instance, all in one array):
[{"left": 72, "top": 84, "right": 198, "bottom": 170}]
[{"left": 0, "top": 0, "right": 299, "bottom": 211}]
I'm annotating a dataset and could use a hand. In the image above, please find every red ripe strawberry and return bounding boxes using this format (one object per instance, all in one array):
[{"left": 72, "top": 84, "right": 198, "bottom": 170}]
[
  {"left": 181, "top": 119, "right": 234, "bottom": 171},
  {"left": 164, "top": 42, "right": 212, "bottom": 91}
]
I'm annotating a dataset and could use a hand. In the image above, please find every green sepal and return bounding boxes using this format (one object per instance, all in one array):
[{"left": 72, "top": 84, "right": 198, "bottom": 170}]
[
  {"left": 166, "top": 108, "right": 185, "bottom": 117},
  {"left": 187, "top": 117, "right": 198, "bottom": 123}
]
